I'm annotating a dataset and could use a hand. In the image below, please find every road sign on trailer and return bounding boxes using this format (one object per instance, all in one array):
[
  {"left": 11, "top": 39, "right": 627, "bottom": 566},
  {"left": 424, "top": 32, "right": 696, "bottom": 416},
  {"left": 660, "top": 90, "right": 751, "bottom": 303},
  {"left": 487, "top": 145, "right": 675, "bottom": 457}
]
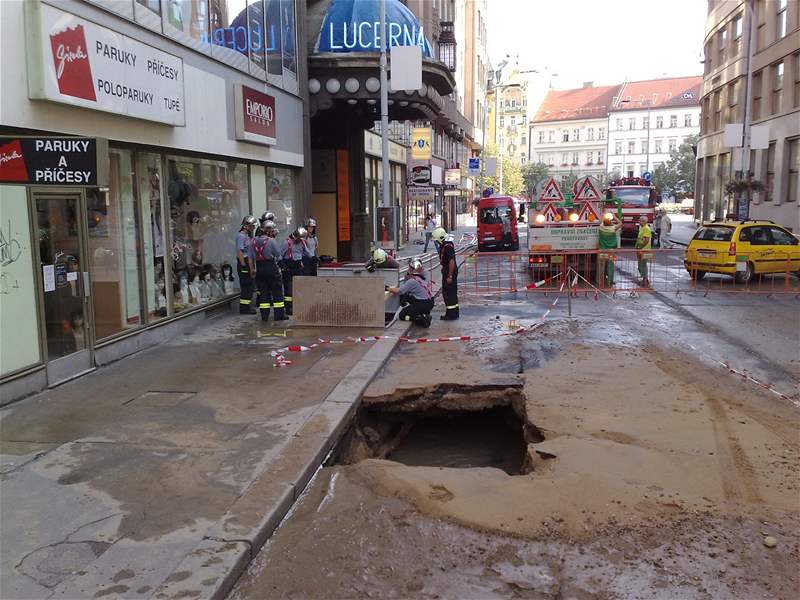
[
  {"left": 538, "top": 177, "right": 565, "bottom": 202},
  {"left": 574, "top": 176, "right": 601, "bottom": 201},
  {"left": 576, "top": 201, "right": 601, "bottom": 222},
  {"left": 539, "top": 202, "right": 560, "bottom": 221}
]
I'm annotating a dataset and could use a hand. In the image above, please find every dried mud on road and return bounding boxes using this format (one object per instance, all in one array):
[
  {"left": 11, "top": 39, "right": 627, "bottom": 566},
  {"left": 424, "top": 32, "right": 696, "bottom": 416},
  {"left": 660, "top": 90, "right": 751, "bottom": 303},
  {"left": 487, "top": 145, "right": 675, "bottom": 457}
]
[{"left": 232, "top": 317, "right": 800, "bottom": 599}]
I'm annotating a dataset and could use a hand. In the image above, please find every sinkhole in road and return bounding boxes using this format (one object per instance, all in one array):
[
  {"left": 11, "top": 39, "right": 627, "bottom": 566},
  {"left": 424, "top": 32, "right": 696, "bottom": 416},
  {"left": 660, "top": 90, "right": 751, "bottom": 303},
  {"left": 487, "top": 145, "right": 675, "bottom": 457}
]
[{"left": 332, "top": 384, "right": 543, "bottom": 476}]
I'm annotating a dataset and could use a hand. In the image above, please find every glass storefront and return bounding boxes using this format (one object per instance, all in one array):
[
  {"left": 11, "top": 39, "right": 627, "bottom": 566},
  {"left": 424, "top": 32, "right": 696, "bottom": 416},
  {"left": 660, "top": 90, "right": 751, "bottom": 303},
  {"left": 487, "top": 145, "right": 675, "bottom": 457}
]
[
  {"left": 166, "top": 155, "right": 249, "bottom": 314},
  {"left": 137, "top": 152, "right": 170, "bottom": 323},
  {"left": 266, "top": 165, "right": 296, "bottom": 230},
  {"left": 0, "top": 186, "right": 41, "bottom": 377}
]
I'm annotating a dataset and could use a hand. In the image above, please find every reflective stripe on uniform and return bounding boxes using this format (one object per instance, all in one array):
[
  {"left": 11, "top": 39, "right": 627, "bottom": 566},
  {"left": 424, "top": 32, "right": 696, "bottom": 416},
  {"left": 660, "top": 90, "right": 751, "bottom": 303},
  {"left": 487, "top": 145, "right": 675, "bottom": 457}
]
[
  {"left": 239, "top": 299, "right": 251, "bottom": 304},
  {"left": 273, "top": 301, "right": 285, "bottom": 308},
  {"left": 446, "top": 304, "right": 459, "bottom": 309},
  {"left": 404, "top": 316, "right": 411, "bottom": 320},
  {"left": 259, "top": 303, "right": 271, "bottom": 309},
  {"left": 284, "top": 296, "right": 293, "bottom": 301}
]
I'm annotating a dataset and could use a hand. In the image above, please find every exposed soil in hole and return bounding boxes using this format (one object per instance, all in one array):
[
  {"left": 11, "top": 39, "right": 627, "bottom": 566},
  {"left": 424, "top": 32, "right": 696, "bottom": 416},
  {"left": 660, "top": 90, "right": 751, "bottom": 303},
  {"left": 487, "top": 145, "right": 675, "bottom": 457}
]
[{"left": 332, "top": 383, "right": 543, "bottom": 476}]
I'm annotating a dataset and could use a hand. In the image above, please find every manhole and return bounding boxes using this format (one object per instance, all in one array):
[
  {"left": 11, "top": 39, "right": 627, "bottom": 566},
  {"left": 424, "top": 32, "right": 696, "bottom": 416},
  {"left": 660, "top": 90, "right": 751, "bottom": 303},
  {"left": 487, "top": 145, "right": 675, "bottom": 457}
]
[
  {"left": 124, "top": 391, "right": 195, "bottom": 407},
  {"left": 332, "top": 383, "right": 543, "bottom": 476}
]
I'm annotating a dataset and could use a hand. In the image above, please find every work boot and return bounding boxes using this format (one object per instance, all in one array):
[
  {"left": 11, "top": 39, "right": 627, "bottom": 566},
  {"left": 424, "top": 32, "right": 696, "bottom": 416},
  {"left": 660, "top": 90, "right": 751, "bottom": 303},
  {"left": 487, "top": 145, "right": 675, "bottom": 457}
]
[{"left": 422, "top": 314, "right": 432, "bottom": 328}]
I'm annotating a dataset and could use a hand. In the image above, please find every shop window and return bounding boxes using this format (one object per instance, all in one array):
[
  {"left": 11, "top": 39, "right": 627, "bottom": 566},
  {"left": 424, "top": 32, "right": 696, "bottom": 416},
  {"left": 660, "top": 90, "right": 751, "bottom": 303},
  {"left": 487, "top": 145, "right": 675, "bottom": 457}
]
[
  {"left": 137, "top": 152, "right": 171, "bottom": 323},
  {"left": 281, "top": 0, "right": 298, "bottom": 90},
  {"left": 90, "top": 149, "right": 143, "bottom": 340},
  {"left": 0, "top": 185, "right": 41, "bottom": 376},
  {"left": 163, "top": 0, "right": 211, "bottom": 52},
  {"left": 166, "top": 156, "right": 250, "bottom": 314},
  {"left": 209, "top": 0, "right": 250, "bottom": 70},
  {"left": 264, "top": 0, "right": 284, "bottom": 83},
  {"left": 246, "top": 0, "right": 267, "bottom": 74},
  {"left": 266, "top": 166, "right": 297, "bottom": 230}
]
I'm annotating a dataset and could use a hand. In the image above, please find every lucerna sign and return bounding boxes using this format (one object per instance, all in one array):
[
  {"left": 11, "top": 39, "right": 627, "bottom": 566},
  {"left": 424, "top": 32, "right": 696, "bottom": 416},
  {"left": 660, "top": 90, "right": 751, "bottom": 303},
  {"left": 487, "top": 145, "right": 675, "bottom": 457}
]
[{"left": 327, "top": 21, "right": 429, "bottom": 53}]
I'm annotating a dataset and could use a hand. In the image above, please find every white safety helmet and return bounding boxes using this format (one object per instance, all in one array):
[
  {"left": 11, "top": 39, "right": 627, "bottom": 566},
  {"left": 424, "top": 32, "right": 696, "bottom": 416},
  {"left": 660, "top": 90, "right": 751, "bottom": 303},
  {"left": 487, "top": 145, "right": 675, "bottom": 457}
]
[
  {"left": 294, "top": 227, "right": 308, "bottom": 239},
  {"left": 444, "top": 234, "right": 455, "bottom": 243},
  {"left": 260, "top": 211, "right": 276, "bottom": 224},
  {"left": 372, "top": 248, "right": 387, "bottom": 264},
  {"left": 431, "top": 227, "right": 447, "bottom": 243},
  {"left": 407, "top": 259, "right": 424, "bottom": 276}
]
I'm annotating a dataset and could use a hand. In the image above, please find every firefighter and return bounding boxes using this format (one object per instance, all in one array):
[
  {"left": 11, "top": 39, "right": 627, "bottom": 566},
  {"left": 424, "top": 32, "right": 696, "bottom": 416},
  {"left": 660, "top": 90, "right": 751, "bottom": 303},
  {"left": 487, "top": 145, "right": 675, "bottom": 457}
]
[
  {"left": 635, "top": 215, "right": 653, "bottom": 287},
  {"left": 388, "top": 259, "right": 433, "bottom": 327},
  {"left": 280, "top": 227, "right": 310, "bottom": 315},
  {"left": 432, "top": 227, "right": 459, "bottom": 320},
  {"left": 304, "top": 217, "right": 319, "bottom": 276},
  {"left": 236, "top": 215, "right": 257, "bottom": 314},
  {"left": 252, "top": 220, "right": 287, "bottom": 322},
  {"left": 597, "top": 212, "right": 622, "bottom": 288},
  {"left": 366, "top": 248, "right": 399, "bottom": 271}
]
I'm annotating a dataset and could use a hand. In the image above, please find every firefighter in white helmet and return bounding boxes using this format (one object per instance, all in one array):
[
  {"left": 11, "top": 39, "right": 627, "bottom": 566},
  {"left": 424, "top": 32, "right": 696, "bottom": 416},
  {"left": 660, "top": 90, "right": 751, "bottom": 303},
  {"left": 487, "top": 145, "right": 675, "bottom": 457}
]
[
  {"left": 387, "top": 259, "right": 433, "bottom": 327},
  {"left": 432, "top": 227, "right": 459, "bottom": 320},
  {"left": 236, "top": 216, "right": 258, "bottom": 314},
  {"left": 279, "top": 227, "right": 310, "bottom": 315}
]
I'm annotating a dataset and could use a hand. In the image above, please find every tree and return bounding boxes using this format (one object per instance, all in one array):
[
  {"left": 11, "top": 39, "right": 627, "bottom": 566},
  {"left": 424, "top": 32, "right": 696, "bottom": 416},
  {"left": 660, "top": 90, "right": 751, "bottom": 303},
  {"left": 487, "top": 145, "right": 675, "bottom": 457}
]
[
  {"left": 484, "top": 157, "right": 523, "bottom": 197},
  {"left": 652, "top": 134, "right": 698, "bottom": 198},
  {"left": 521, "top": 162, "right": 550, "bottom": 198}
]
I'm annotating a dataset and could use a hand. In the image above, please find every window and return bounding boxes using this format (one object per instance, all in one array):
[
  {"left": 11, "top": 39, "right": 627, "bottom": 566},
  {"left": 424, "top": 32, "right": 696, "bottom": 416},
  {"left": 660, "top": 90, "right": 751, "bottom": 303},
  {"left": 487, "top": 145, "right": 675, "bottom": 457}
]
[
  {"left": 643, "top": 117, "right": 649, "bottom": 129},
  {"left": 718, "top": 26, "right": 728, "bottom": 65},
  {"left": 772, "top": 62, "right": 784, "bottom": 114},
  {"left": 756, "top": 0, "right": 766, "bottom": 50},
  {"left": 615, "top": 141, "right": 623, "bottom": 155},
  {"left": 777, "top": 0, "right": 787, "bottom": 39},
  {"left": 511, "top": 98, "right": 517, "bottom": 108},
  {"left": 727, "top": 80, "right": 739, "bottom": 123},
  {"left": 599, "top": 127, "right": 606, "bottom": 140},
  {"left": 641, "top": 139, "right": 648, "bottom": 153},
  {"left": 510, "top": 116, "right": 516, "bottom": 126},
  {"left": 616, "top": 118, "right": 623, "bottom": 130},
  {"left": 572, "top": 152, "right": 579, "bottom": 165},
  {"left": 538, "top": 131, "right": 545, "bottom": 143},
  {"left": 500, "top": 116, "right": 504, "bottom": 127},
  {"left": 714, "top": 90, "right": 722, "bottom": 130},
  {"left": 562, "top": 130, "right": 569, "bottom": 142},
  {"left": 704, "top": 41, "right": 712, "bottom": 75},
  {"left": 520, "top": 155, "right": 527, "bottom": 165},
  {"left": 669, "top": 139, "right": 677, "bottom": 152},
  {"left": 788, "top": 138, "right": 798, "bottom": 203},
  {"left": 733, "top": 14, "right": 743, "bottom": 56},
  {"left": 749, "top": 226, "right": 772, "bottom": 245},
  {"left": 655, "top": 139, "right": 663, "bottom": 153},
  {"left": 629, "top": 117, "right": 636, "bottom": 130},
  {"left": 521, "top": 135, "right": 527, "bottom": 146},
  {"left": 656, "top": 116, "right": 663, "bottom": 128},
  {"left": 548, "top": 130, "right": 554, "bottom": 142},
  {"left": 669, "top": 115, "right": 677, "bottom": 128},
  {"left": 770, "top": 227, "right": 797, "bottom": 245},
  {"left": 695, "top": 226, "right": 735, "bottom": 241},
  {"left": 766, "top": 142, "right": 776, "bottom": 202},
  {"left": 795, "top": 52, "right": 800, "bottom": 108},
  {"left": 137, "top": 152, "right": 169, "bottom": 324},
  {"left": 573, "top": 128, "right": 580, "bottom": 141},
  {"left": 162, "top": 0, "right": 211, "bottom": 51},
  {"left": 597, "top": 151, "right": 604, "bottom": 164},
  {"left": 752, "top": 70, "right": 763, "bottom": 119},
  {"left": 702, "top": 96, "right": 710, "bottom": 133},
  {"left": 684, "top": 113, "right": 692, "bottom": 127},
  {"left": 587, "top": 128, "right": 594, "bottom": 140},
  {"left": 628, "top": 141, "right": 635, "bottom": 154},
  {"left": 561, "top": 152, "right": 569, "bottom": 165}
]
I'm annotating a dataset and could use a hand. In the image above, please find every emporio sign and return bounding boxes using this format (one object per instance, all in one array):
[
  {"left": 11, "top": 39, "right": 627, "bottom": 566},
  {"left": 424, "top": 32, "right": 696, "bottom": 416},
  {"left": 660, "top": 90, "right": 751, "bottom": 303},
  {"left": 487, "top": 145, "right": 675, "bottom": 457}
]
[
  {"left": 234, "top": 85, "right": 277, "bottom": 146},
  {"left": 26, "top": 2, "right": 185, "bottom": 126}
]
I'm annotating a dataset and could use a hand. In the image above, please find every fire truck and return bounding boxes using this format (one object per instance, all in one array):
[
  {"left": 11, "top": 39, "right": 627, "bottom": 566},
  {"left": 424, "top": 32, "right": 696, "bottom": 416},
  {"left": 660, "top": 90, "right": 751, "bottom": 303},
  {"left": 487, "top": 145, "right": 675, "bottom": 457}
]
[{"left": 604, "top": 176, "right": 659, "bottom": 242}]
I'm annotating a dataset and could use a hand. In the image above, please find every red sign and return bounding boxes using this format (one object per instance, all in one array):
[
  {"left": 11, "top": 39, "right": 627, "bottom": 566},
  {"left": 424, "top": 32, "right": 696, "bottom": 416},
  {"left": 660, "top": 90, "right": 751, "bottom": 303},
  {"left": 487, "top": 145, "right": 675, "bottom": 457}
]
[
  {"left": 49, "top": 24, "right": 97, "bottom": 102},
  {"left": 234, "top": 85, "right": 276, "bottom": 146},
  {"left": 0, "top": 139, "right": 28, "bottom": 182}
]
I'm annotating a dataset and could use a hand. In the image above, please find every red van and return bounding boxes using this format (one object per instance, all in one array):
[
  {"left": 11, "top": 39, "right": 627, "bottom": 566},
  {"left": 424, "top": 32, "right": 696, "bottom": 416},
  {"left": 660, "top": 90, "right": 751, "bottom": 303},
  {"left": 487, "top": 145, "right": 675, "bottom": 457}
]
[{"left": 478, "top": 196, "right": 519, "bottom": 251}]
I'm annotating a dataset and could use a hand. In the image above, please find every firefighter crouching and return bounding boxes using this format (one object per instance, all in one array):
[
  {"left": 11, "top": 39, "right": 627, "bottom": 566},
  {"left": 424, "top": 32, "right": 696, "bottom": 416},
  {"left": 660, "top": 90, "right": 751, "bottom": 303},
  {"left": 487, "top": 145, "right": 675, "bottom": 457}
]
[
  {"left": 280, "top": 227, "right": 310, "bottom": 315},
  {"left": 387, "top": 259, "right": 433, "bottom": 328},
  {"left": 253, "top": 220, "right": 287, "bottom": 322},
  {"left": 365, "top": 248, "right": 399, "bottom": 271},
  {"left": 236, "top": 215, "right": 257, "bottom": 314},
  {"left": 432, "top": 227, "right": 459, "bottom": 320}
]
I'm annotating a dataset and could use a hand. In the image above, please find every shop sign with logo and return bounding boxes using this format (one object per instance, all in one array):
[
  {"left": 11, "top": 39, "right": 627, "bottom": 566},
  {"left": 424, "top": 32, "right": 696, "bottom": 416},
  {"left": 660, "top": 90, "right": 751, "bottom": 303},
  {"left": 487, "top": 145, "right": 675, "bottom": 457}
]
[
  {"left": 0, "top": 136, "right": 108, "bottom": 186},
  {"left": 234, "top": 84, "right": 276, "bottom": 145},
  {"left": 411, "top": 127, "right": 432, "bottom": 160},
  {"left": 409, "top": 165, "right": 431, "bottom": 186},
  {"left": 444, "top": 168, "right": 461, "bottom": 186},
  {"left": 407, "top": 186, "right": 434, "bottom": 202},
  {"left": 26, "top": 2, "right": 185, "bottom": 126}
]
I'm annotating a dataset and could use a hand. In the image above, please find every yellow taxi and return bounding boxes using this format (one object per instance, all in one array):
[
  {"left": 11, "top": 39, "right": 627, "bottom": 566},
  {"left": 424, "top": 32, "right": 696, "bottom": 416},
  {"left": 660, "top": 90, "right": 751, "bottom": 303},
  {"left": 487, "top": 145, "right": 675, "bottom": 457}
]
[{"left": 685, "top": 220, "right": 800, "bottom": 283}]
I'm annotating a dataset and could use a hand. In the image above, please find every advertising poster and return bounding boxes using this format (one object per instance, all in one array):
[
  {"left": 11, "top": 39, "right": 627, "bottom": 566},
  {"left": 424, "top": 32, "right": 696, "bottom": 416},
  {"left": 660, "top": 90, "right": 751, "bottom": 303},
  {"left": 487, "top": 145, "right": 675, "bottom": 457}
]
[{"left": 376, "top": 206, "right": 398, "bottom": 250}]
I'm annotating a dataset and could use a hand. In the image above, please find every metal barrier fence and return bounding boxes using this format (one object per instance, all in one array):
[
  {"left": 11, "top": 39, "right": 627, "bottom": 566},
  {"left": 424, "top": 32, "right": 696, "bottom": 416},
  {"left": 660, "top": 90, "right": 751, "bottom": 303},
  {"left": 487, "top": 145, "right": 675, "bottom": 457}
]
[{"left": 459, "top": 249, "right": 800, "bottom": 296}]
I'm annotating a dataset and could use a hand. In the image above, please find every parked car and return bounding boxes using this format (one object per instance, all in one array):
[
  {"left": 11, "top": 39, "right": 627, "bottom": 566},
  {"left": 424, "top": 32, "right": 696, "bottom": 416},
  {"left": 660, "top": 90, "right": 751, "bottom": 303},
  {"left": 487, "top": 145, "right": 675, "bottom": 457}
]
[
  {"left": 477, "top": 196, "right": 519, "bottom": 251},
  {"left": 684, "top": 220, "right": 800, "bottom": 283},
  {"left": 680, "top": 199, "right": 695, "bottom": 215}
]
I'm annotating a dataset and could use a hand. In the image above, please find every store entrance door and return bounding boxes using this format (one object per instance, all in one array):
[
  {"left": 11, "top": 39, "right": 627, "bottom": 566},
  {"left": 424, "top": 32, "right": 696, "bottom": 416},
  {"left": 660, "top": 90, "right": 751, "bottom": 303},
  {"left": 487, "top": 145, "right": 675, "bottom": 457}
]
[{"left": 34, "top": 191, "right": 94, "bottom": 385}]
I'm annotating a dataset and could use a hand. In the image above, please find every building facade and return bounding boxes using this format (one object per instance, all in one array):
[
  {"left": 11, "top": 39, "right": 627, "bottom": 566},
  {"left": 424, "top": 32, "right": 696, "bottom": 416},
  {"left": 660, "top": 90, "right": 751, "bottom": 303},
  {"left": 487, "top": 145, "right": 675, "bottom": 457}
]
[
  {"left": 529, "top": 83, "right": 616, "bottom": 185},
  {"left": 606, "top": 77, "right": 702, "bottom": 179},
  {"left": 1, "top": 0, "right": 307, "bottom": 400},
  {"left": 487, "top": 69, "right": 529, "bottom": 166},
  {"left": 697, "top": 0, "right": 799, "bottom": 230}
]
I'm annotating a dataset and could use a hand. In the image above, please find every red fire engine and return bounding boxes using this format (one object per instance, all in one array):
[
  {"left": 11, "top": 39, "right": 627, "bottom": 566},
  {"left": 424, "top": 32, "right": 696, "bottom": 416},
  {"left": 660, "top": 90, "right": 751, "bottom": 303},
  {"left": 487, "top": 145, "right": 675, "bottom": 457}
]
[{"left": 604, "top": 177, "right": 659, "bottom": 242}]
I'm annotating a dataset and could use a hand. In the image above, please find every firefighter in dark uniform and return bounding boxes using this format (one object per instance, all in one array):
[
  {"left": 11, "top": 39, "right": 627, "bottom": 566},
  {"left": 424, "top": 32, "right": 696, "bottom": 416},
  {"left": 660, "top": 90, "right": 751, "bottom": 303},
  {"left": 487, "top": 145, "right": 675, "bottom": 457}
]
[
  {"left": 236, "top": 216, "right": 257, "bottom": 314},
  {"left": 253, "top": 220, "right": 287, "bottom": 322},
  {"left": 303, "top": 218, "right": 319, "bottom": 276},
  {"left": 432, "top": 227, "right": 459, "bottom": 320},
  {"left": 388, "top": 259, "right": 433, "bottom": 327},
  {"left": 280, "top": 227, "right": 310, "bottom": 315}
]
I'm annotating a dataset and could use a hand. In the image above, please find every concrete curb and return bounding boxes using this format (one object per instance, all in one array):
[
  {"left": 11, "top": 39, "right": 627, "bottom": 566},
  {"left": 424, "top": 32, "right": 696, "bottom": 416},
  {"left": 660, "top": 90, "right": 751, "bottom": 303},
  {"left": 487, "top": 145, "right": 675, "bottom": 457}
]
[{"left": 152, "top": 322, "right": 409, "bottom": 600}]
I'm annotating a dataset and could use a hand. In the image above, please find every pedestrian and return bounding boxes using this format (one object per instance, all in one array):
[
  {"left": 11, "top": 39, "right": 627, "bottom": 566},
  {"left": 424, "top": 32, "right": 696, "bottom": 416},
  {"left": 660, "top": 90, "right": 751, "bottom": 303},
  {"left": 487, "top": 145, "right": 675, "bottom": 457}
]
[
  {"left": 423, "top": 214, "right": 436, "bottom": 253},
  {"left": 236, "top": 215, "right": 257, "bottom": 314},
  {"left": 432, "top": 227, "right": 459, "bottom": 320},
  {"left": 387, "top": 259, "right": 433, "bottom": 328},
  {"left": 659, "top": 208, "right": 672, "bottom": 248},
  {"left": 635, "top": 215, "right": 652, "bottom": 287},
  {"left": 304, "top": 217, "right": 319, "bottom": 276},
  {"left": 280, "top": 227, "right": 310, "bottom": 315},
  {"left": 252, "top": 220, "right": 287, "bottom": 322},
  {"left": 653, "top": 208, "right": 664, "bottom": 248},
  {"left": 597, "top": 212, "right": 622, "bottom": 288},
  {"left": 501, "top": 211, "right": 512, "bottom": 248}
]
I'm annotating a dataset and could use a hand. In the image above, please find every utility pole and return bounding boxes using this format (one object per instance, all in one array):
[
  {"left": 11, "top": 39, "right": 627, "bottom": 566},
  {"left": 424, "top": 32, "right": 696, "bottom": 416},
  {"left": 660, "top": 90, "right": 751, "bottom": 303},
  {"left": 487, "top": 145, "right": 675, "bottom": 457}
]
[
  {"left": 739, "top": 0, "right": 756, "bottom": 219},
  {"left": 478, "top": 73, "right": 492, "bottom": 198},
  {"left": 379, "top": 0, "right": 390, "bottom": 210}
]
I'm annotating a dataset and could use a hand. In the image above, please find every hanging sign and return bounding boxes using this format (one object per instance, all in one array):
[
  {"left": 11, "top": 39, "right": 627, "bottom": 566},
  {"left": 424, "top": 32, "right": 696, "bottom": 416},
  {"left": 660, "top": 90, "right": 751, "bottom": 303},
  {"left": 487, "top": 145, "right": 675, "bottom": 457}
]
[
  {"left": 574, "top": 176, "right": 601, "bottom": 201},
  {"left": 234, "top": 84, "right": 277, "bottom": 146},
  {"left": 26, "top": 2, "right": 185, "bottom": 126},
  {"left": 411, "top": 127, "right": 432, "bottom": 160},
  {"left": 538, "top": 177, "right": 565, "bottom": 202},
  {"left": 0, "top": 136, "right": 107, "bottom": 186},
  {"left": 468, "top": 157, "right": 480, "bottom": 176}
]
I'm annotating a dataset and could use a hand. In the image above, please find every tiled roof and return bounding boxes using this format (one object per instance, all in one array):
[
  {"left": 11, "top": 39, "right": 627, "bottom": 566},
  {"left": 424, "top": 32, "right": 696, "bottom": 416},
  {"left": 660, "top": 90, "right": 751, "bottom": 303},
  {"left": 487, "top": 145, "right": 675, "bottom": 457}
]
[
  {"left": 610, "top": 76, "right": 703, "bottom": 110},
  {"left": 532, "top": 84, "right": 621, "bottom": 124}
]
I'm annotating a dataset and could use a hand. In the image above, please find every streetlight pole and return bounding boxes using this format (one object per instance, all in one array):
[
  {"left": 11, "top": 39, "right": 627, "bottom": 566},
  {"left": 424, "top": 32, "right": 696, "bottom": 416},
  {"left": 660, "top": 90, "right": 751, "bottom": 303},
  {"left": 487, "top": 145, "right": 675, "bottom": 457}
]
[
  {"left": 379, "top": 0, "right": 390, "bottom": 210},
  {"left": 478, "top": 74, "right": 492, "bottom": 198},
  {"left": 739, "top": 0, "right": 756, "bottom": 219}
]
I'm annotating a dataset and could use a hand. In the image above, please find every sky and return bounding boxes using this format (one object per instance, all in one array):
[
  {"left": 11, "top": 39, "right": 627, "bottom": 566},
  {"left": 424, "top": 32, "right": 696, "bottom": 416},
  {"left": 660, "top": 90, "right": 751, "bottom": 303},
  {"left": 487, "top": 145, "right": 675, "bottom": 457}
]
[{"left": 487, "top": 0, "right": 708, "bottom": 89}]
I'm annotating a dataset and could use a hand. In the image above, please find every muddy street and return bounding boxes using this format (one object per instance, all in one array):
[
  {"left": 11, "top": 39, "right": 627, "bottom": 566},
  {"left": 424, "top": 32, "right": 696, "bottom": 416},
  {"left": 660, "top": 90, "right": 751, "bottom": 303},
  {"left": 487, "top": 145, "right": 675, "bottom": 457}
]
[{"left": 231, "top": 294, "right": 799, "bottom": 599}]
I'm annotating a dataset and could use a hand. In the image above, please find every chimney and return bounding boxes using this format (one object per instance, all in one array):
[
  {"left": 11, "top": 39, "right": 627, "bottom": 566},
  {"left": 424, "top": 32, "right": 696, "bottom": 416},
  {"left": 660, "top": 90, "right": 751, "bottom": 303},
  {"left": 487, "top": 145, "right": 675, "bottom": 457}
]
[{"left": 582, "top": 81, "right": 593, "bottom": 88}]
